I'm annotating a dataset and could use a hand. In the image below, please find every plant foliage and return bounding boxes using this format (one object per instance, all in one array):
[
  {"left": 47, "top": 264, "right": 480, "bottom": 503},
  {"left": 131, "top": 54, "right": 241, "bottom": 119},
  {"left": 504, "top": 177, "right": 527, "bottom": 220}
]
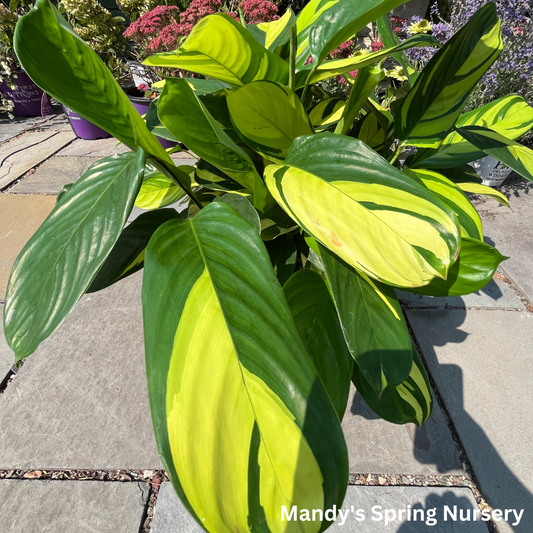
[{"left": 5, "top": 0, "right": 533, "bottom": 531}]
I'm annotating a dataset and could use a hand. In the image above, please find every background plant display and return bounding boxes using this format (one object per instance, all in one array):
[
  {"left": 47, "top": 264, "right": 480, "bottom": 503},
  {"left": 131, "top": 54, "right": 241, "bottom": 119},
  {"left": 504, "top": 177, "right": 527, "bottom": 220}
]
[
  {"left": 5, "top": 0, "right": 533, "bottom": 532},
  {"left": 385, "top": 0, "right": 533, "bottom": 136}
]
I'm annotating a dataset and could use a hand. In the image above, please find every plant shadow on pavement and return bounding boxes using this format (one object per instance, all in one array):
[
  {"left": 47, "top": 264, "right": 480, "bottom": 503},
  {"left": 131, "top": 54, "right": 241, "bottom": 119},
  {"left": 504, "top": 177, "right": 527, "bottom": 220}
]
[{"left": 349, "top": 296, "right": 532, "bottom": 532}]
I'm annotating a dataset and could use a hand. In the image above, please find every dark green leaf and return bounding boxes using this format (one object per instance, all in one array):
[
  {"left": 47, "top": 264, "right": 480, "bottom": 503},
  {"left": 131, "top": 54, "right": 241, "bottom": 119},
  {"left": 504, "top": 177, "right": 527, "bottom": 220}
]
[
  {"left": 213, "top": 194, "right": 260, "bottom": 234},
  {"left": 352, "top": 344, "right": 433, "bottom": 427},
  {"left": 408, "top": 237, "right": 506, "bottom": 297},
  {"left": 4, "top": 150, "right": 145, "bottom": 361},
  {"left": 88, "top": 209, "right": 182, "bottom": 293},
  {"left": 320, "top": 246, "right": 413, "bottom": 395},
  {"left": 284, "top": 270, "right": 353, "bottom": 418}
]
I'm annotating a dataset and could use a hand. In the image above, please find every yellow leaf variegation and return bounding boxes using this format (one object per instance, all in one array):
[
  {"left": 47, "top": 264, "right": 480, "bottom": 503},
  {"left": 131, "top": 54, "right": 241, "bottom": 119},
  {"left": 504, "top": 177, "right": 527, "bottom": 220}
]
[
  {"left": 143, "top": 202, "right": 348, "bottom": 533},
  {"left": 392, "top": 3, "right": 503, "bottom": 148},
  {"left": 420, "top": 96, "right": 533, "bottom": 168},
  {"left": 265, "top": 134, "right": 460, "bottom": 288},
  {"left": 143, "top": 14, "right": 288, "bottom": 87}
]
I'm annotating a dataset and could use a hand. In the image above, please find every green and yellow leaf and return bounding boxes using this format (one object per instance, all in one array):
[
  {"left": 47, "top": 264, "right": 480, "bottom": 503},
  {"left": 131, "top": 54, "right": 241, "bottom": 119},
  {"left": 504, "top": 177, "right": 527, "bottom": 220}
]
[
  {"left": 408, "top": 169, "right": 483, "bottom": 240},
  {"left": 352, "top": 344, "right": 433, "bottom": 427},
  {"left": 227, "top": 81, "right": 314, "bottom": 163},
  {"left": 142, "top": 202, "right": 348, "bottom": 533},
  {"left": 408, "top": 237, "right": 506, "bottom": 297},
  {"left": 456, "top": 125, "right": 533, "bottom": 182},
  {"left": 264, "top": 133, "right": 461, "bottom": 288},
  {"left": 420, "top": 96, "right": 533, "bottom": 168},
  {"left": 144, "top": 14, "right": 288, "bottom": 87},
  {"left": 457, "top": 182, "right": 510, "bottom": 207},
  {"left": 392, "top": 3, "right": 503, "bottom": 148},
  {"left": 4, "top": 150, "right": 145, "bottom": 361}
]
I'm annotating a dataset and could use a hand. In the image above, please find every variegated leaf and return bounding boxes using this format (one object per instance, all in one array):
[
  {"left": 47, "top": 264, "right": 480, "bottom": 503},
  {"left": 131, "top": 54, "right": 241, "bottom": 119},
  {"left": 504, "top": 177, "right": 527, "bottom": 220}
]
[
  {"left": 264, "top": 133, "right": 460, "bottom": 288},
  {"left": 142, "top": 202, "right": 348, "bottom": 533},
  {"left": 392, "top": 3, "right": 503, "bottom": 148}
]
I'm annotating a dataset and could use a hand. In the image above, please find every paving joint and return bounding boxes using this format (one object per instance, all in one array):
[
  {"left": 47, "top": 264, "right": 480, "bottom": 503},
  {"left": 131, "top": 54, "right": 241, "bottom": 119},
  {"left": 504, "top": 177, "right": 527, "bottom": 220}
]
[
  {"left": 0, "top": 360, "right": 22, "bottom": 396},
  {"left": 404, "top": 310, "right": 497, "bottom": 533},
  {"left": 1, "top": 134, "right": 77, "bottom": 193},
  {"left": 496, "top": 267, "right": 533, "bottom": 312}
]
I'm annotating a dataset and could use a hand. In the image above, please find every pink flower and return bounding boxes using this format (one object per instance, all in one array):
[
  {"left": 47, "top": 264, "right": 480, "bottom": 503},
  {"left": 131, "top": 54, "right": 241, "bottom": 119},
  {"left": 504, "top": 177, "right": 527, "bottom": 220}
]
[
  {"left": 240, "top": 0, "right": 278, "bottom": 24},
  {"left": 371, "top": 40, "right": 384, "bottom": 51}
]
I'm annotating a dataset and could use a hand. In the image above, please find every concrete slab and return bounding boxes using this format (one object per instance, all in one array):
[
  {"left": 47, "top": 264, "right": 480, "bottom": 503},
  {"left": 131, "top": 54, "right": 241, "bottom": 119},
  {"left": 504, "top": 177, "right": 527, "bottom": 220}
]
[
  {"left": 10, "top": 156, "right": 96, "bottom": 195},
  {"left": 152, "top": 483, "right": 202, "bottom": 533},
  {"left": 56, "top": 137, "right": 128, "bottom": 158},
  {"left": 342, "top": 384, "right": 463, "bottom": 475},
  {"left": 471, "top": 175, "right": 533, "bottom": 303},
  {"left": 35, "top": 112, "right": 72, "bottom": 132},
  {"left": 0, "top": 272, "right": 164, "bottom": 470},
  {"left": 0, "top": 193, "right": 56, "bottom": 300},
  {"left": 0, "top": 304, "right": 14, "bottom": 382},
  {"left": 408, "top": 309, "right": 533, "bottom": 533},
  {"left": 0, "top": 479, "right": 148, "bottom": 532},
  {"left": 0, "top": 114, "right": 49, "bottom": 144},
  {"left": 0, "top": 131, "right": 75, "bottom": 189},
  {"left": 152, "top": 483, "right": 488, "bottom": 532},
  {"left": 396, "top": 278, "right": 523, "bottom": 309}
]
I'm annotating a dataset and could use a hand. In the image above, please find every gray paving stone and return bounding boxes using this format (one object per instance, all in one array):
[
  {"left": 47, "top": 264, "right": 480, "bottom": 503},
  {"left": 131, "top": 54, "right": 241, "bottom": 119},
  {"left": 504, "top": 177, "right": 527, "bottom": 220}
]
[
  {"left": 342, "top": 384, "right": 463, "bottom": 475},
  {"left": 471, "top": 175, "right": 533, "bottom": 303},
  {"left": 0, "top": 131, "right": 75, "bottom": 189},
  {"left": 10, "top": 156, "right": 96, "bottom": 194},
  {"left": 0, "top": 114, "right": 49, "bottom": 144},
  {"left": 408, "top": 309, "right": 533, "bottom": 533},
  {"left": 0, "top": 479, "right": 149, "bottom": 532},
  {"left": 34, "top": 112, "right": 72, "bottom": 132},
  {"left": 0, "top": 304, "right": 14, "bottom": 382},
  {"left": 0, "top": 272, "right": 163, "bottom": 470},
  {"left": 152, "top": 483, "right": 489, "bottom": 532},
  {"left": 56, "top": 137, "right": 128, "bottom": 158},
  {"left": 396, "top": 278, "right": 523, "bottom": 309},
  {"left": 152, "top": 483, "right": 202, "bottom": 533}
]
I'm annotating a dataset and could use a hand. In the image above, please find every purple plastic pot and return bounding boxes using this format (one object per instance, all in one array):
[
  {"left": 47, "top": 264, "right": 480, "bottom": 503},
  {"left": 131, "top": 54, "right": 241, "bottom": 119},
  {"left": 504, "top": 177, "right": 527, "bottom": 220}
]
[
  {"left": 63, "top": 106, "right": 111, "bottom": 140},
  {"left": 125, "top": 86, "right": 178, "bottom": 149},
  {"left": 0, "top": 70, "right": 53, "bottom": 117}
]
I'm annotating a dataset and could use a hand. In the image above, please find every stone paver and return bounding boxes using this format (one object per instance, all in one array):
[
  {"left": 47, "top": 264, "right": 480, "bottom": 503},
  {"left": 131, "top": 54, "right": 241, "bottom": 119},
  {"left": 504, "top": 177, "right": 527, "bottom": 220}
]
[
  {"left": 152, "top": 483, "right": 489, "bottom": 532},
  {"left": 56, "top": 137, "right": 128, "bottom": 158},
  {"left": 0, "top": 193, "right": 56, "bottom": 300},
  {"left": 397, "top": 278, "right": 523, "bottom": 309},
  {"left": 34, "top": 112, "right": 72, "bottom": 132},
  {"left": 471, "top": 176, "right": 533, "bottom": 303},
  {"left": 0, "top": 114, "right": 49, "bottom": 144},
  {"left": 0, "top": 304, "right": 14, "bottom": 383},
  {"left": 0, "top": 479, "right": 148, "bottom": 532},
  {"left": 152, "top": 483, "right": 202, "bottom": 533},
  {"left": 342, "top": 384, "right": 462, "bottom": 475},
  {"left": 0, "top": 272, "right": 163, "bottom": 470},
  {"left": 10, "top": 156, "right": 96, "bottom": 194},
  {"left": 0, "top": 131, "right": 75, "bottom": 189},
  {"left": 408, "top": 309, "right": 533, "bottom": 533}
]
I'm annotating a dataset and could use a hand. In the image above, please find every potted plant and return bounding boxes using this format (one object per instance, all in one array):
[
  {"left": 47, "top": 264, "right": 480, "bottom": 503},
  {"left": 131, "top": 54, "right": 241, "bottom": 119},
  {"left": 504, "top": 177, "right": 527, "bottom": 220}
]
[
  {"left": 0, "top": 1, "right": 53, "bottom": 117},
  {"left": 6, "top": 0, "right": 533, "bottom": 530}
]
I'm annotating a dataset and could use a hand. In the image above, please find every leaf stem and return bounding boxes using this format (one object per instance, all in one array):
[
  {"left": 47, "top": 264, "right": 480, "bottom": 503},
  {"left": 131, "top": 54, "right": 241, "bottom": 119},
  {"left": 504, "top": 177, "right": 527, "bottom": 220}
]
[
  {"left": 238, "top": 6, "right": 246, "bottom": 28},
  {"left": 150, "top": 158, "right": 204, "bottom": 209},
  {"left": 289, "top": 23, "right": 297, "bottom": 92},
  {"left": 389, "top": 141, "right": 406, "bottom": 166}
]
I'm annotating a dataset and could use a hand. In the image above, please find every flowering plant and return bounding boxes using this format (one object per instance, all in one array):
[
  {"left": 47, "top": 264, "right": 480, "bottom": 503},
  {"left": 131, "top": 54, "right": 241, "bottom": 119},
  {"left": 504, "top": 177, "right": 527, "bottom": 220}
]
[
  {"left": 0, "top": 1, "right": 33, "bottom": 114},
  {"left": 59, "top": 0, "right": 129, "bottom": 81},
  {"left": 125, "top": 0, "right": 279, "bottom": 57},
  {"left": 396, "top": 1, "right": 533, "bottom": 116},
  {"left": 116, "top": 0, "right": 179, "bottom": 22}
]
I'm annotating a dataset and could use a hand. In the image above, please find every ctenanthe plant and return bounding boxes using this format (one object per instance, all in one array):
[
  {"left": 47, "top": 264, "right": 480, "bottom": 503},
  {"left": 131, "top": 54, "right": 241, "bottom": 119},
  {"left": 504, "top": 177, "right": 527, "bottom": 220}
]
[{"left": 5, "top": 0, "right": 533, "bottom": 531}]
